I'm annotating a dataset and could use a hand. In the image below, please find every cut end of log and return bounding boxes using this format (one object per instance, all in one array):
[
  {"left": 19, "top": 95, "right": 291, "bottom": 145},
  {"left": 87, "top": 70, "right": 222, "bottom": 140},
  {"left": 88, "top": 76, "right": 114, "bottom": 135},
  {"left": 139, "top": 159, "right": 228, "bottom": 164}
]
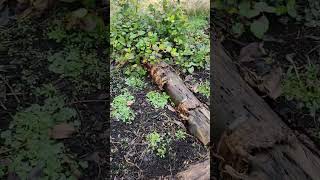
[{"left": 176, "top": 159, "right": 210, "bottom": 180}]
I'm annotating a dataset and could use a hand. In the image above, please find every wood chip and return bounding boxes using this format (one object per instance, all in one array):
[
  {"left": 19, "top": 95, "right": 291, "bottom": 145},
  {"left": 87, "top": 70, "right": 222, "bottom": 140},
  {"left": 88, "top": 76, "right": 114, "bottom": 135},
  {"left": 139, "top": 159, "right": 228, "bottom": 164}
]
[{"left": 50, "top": 123, "right": 75, "bottom": 139}]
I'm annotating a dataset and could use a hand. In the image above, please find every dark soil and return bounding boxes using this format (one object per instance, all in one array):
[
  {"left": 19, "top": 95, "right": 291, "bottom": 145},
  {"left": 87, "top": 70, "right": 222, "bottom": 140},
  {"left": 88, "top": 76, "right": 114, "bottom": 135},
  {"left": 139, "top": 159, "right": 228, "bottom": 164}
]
[
  {"left": 0, "top": 5, "right": 110, "bottom": 180},
  {"left": 110, "top": 67, "right": 208, "bottom": 179}
]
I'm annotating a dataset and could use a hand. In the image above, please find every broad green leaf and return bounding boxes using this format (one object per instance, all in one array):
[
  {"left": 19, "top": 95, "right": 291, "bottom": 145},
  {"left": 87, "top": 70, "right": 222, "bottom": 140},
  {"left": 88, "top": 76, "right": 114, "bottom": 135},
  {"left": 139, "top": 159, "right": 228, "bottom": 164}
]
[
  {"left": 72, "top": 8, "right": 88, "bottom": 18},
  {"left": 254, "top": 2, "right": 275, "bottom": 13},
  {"left": 232, "top": 23, "right": 244, "bottom": 36},
  {"left": 250, "top": 15, "right": 269, "bottom": 39},
  {"left": 239, "top": 1, "right": 260, "bottom": 18},
  {"left": 287, "top": 0, "right": 297, "bottom": 18}
]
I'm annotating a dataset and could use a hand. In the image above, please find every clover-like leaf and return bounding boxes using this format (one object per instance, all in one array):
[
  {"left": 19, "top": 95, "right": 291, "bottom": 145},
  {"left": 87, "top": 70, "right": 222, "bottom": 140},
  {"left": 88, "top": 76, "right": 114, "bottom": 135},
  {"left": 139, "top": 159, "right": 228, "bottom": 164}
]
[{"left": 250, "top": 15, "right": 269, "bottom": 39}]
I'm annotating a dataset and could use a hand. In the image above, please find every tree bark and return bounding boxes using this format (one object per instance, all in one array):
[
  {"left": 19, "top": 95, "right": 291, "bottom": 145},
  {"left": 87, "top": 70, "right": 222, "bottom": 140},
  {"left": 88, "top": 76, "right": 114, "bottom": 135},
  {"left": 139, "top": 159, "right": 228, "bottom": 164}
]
[
  {"left": 144, "top": 62, "right": 210, "bottom": 145},
  {"left": 176, "top": 159, "right": 210, "bottom": 180},
  {"left": 213, "top": 41, "right": 320, "bottom": 180}
]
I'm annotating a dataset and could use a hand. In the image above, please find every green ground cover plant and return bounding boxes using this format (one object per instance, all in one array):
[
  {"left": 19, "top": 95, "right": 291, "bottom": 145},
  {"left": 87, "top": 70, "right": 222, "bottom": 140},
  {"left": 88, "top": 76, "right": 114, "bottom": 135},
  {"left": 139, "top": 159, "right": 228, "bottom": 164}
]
[
  {"left": 124, "top": 64, "right": 147, "bottom": 89},
  {"left": 146, "top": 91, "right": 170, "bottom": 109},
  {"left": 111, "top": 92, "right": 136, "bottom": 123},
  {"left": 214, "top": 0, "right": 320, "bottom": 38},
  {"left": 175, "top": 130, "right": 187, "bottom": 140},
  {"left": 283, "top": 64, "right": 320, "bottom": 117},
  {"left": 146, "top": 132, "right": 171, "bottom": 158},
  {"left": 198, "top": 81, "right": 210, "bottom": 98},
  {"left": 0, "top": 95, "right": 83, "bottom": 179},
  {"left": 111, "top": 0, "right": 209, "bottom": 73}
]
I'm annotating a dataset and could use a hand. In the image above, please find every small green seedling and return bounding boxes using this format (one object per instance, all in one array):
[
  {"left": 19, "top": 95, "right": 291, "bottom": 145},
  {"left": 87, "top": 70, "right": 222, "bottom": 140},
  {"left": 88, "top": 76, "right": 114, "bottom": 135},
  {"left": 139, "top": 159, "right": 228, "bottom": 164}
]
[
  {"left": 283, "top": 64, "right": 320, "bottom": 117},
  {"left": 198, "top": 81, "right": 210, "bottom": 98},
  {"left": 175, "top": 130, "right": 187, "bottom": 140},
  {"left": 146, "top": 91, "right": 170, "bottom": 109},
  {"left": 125, "top": 76, "right": 145, "bottom": 89},
  {"left": 146, "top": 132, "right": 169, "bottom": 158},
  {"left": 111, "top": 92, "right": 135, "bottom": 123}
]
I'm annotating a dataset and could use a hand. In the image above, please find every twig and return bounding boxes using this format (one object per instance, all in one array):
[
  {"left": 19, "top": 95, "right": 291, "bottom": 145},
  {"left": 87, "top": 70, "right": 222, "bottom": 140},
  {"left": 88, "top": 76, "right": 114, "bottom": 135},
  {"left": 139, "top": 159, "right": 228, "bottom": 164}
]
[
  {"left": 0, "top": 100, "right": 7, "bottom": 110},
  {"left": 285, "top": 53, "right": 302, "bottom": 83},
  {"left": 0, "top": 75, "right": 20, "bottom": 103},
  {"left": 69, "top": 99, "right": 107, "bottom": 105}
]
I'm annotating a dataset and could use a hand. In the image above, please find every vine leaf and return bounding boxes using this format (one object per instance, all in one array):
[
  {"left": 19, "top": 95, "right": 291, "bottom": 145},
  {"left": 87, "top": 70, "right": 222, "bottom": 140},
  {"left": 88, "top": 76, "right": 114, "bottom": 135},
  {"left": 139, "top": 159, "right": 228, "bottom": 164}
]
[{"left": 250, "top": 15, "right": 269, "bottom": 39}]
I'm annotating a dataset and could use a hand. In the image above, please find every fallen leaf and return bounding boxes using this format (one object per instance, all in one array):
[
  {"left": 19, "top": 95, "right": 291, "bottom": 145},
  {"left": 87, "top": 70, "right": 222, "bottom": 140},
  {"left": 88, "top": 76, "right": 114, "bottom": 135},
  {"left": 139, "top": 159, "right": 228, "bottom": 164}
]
[
  {"left": 259, "top": 67, "right": 282, "bottom": 99},
  {"left": 79, "top": 14, "right": 98, "bottom": 31},
  {"left": 50, "top": 123, "right": 75, "bottom": 139},
  {"left": 127, "top": 100, "right": 134, "bottom": 106},
  {"left": 167, "top": 104, "right": 176, "bottom": 112},
  {"left": 239, "top": 42, "right": 266, "bottom": 62},
  {"left": 72, "top": 8, "right": 88, "bottom": 18},
  {"left": 191, "top": 83, "right": 199, "bottom": 93}
]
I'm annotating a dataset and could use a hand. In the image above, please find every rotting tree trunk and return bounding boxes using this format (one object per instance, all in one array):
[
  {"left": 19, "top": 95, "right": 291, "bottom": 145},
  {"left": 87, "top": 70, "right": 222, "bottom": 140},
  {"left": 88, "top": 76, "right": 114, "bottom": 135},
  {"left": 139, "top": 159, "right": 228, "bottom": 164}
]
[
  {"left": 213, "top": 41, "right": 320, "bottom": 180},
  {"left": 144, "top": 61, "right": 210, "bottom": 145},
  {"left": 176, "top": 159, "right": 211, "bottom": 180},
  {"left": 144, "top": 61, "right": 210, "bottom": 180}
]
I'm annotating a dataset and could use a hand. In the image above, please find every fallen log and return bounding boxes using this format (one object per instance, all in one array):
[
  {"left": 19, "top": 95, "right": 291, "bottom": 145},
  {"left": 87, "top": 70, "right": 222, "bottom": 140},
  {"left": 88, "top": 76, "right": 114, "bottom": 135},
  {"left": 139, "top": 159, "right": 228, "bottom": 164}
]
[
  {"left": 144, "top": 61, "right": 210, "bottom": 145},
  {"left": 176, "top": 159, "right": 210, "bottom": 180},
  {"left": 213, "top": 41, "right": 320, "bottom": 180},
  {"left": 144, "top": 61, "right": 211, "bottom": 179}
]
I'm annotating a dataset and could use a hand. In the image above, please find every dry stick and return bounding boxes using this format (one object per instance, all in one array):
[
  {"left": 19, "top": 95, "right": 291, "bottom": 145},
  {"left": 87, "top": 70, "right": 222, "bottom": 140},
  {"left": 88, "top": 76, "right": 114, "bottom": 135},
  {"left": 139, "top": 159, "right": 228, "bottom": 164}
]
[{"left": 0, "top": 75, "right": 20, "bottom": 103}]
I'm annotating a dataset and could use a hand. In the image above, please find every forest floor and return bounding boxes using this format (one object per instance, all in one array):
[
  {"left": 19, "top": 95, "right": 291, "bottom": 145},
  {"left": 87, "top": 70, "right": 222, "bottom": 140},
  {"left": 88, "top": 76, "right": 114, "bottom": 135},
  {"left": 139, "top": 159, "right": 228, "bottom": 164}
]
[
  {"left": 110, "top": 0, "right": 210, "bottom": 179},
  {"left": 0, "top": 2, "right": 109, "bottom": 179}
]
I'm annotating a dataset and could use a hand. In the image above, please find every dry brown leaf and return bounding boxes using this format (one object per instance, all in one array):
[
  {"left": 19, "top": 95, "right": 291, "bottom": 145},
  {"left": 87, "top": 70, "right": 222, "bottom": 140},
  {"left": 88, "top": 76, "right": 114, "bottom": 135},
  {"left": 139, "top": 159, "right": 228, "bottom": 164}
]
[
  {"left": 50, "top": 123, "right": 75, "bottom": 139},
  {"left": 259, "top": 67, "right": 282, "bottom": 99},
  {"left": 191, "top": 83, "right": 199, "bottom": 93},
  {"left": 239, "top": 42, "right": 266, "bottom": 62},
  {"left": 167, "top": 104, "right": 176, "bottom": 112},
  {"left": 127, "top": 100, "right": 134, "bottom": 106}
]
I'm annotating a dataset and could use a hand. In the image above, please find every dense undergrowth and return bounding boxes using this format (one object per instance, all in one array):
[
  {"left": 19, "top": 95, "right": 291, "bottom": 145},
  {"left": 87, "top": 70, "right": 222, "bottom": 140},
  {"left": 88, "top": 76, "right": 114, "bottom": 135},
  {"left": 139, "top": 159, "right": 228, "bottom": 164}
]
[
  {"left": 214, "top": 0, "right": 320, "bottom": 38},
  {"left": 111, "top": 0, "right": 209, "bottom": 73}
]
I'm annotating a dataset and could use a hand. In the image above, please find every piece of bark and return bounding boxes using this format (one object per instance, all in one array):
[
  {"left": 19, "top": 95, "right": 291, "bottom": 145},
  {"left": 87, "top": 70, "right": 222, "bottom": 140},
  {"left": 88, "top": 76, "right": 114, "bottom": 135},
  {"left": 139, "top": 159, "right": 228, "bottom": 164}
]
[
  {"left": 144, "top": 62, "right": 210, "bottom": 145},
  {"left": 176, "top": 159, "right": 211, "bottom": 180},
  {"left": 213, "top": 41, "right": 320, "bottom": 180}
]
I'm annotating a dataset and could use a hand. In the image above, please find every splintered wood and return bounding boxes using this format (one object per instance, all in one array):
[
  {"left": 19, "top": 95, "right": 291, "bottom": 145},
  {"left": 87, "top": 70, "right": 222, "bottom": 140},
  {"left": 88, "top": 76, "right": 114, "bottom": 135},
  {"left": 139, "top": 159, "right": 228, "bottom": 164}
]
[
  {"left": 145, "top": 61, "right": 210, "bottom": 145},
  {"left": 176, "top": 159, "right": 210, "bottom": 180}
]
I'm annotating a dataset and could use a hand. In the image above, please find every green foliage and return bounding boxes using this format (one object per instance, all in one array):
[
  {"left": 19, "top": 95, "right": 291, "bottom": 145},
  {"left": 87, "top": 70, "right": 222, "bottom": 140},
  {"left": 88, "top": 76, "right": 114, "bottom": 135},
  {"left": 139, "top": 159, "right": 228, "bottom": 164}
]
[
  {"left": 47, "top": 20, "right": 108, "bottom": 93},
  {"left": 146, "top": 132, "right": 170, "bottom": 158},
  {"left": 146, "top": 91, "right": 170, "bottom": 109},
  {"left": 111, "top": 92, "right": 136, "bottom": 123},
  {"left": 124, "top": 64, "right": 146, "bottom": 89},
  {"left": 0, "top": 96, "right": 82, "bottom": 179},
  {"left": 304, "top": 0, "right": 320, "bottom": 27},
  {"left": 214, "top": 0, "right": 297, "bottom": 38},
  {"left": 111, "top": 0, "right": 209, "bottom": 73},
  {"left": 198, "top": 81, "right": 210, "bottom": 98},
  {"left": 175, "top": 130, "right": 187, "bottom": 140},
  {"left": 125, "top": 76, "right": 145, "bottom": 89},
  {"left": 283, "top": 64, "right": 320, "bottom": 117}
]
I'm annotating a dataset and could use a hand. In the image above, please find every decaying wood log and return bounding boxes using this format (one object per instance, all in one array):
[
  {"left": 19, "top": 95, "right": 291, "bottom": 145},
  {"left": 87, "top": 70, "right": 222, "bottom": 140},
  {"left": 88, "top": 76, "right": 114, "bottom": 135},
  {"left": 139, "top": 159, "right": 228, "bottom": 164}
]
[
  {"left": 213, "top": 41, "right": 320, "bottom": 180},
  {"left": 144, "top": 61, "right": 210, "bottom": 145},
  {"left": 176, "top": 159, "right": 210, "bottom": 180}
]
